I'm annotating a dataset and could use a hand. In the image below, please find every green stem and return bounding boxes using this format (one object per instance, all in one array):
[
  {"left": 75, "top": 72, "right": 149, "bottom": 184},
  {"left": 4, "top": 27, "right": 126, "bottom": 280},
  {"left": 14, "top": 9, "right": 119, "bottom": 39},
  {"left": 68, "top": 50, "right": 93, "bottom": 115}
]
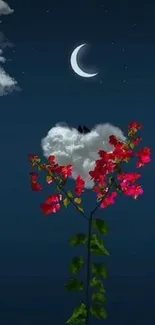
[
  {"left": 85, "top": 182, "right": 114, "bottom": 325},
  {"left": 85, "top": 212, "right": 93, "bottom": 325}
]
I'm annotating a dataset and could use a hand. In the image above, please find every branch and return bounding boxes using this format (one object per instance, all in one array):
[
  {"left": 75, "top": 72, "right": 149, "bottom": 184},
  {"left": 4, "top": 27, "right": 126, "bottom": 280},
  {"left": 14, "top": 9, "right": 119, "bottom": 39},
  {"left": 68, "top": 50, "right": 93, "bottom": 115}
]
[{"left": 46, "top": 168, "right": 89, "bottom": 221}]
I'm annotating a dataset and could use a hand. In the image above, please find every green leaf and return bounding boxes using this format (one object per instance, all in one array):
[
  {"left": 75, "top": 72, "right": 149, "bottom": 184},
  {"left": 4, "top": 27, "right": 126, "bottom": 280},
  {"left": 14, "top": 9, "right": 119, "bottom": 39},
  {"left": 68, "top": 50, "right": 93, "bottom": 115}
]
[
  {"left": 90, "top": 234, "right": 110, "bottom": 256},
  {"left": 97, "top": 195, "right": 104, "bottom": 202},
  {"left": 56, "top": 176, "right": 66, "bottom": 187},
  {"left": 63, "top": 197, "right": 70, "bottom": 208},
  {"left": 90, "top": 277, "right": 106, "bottom": 293},
  {"left": 70, "top": 234, "right": 88, "bottom": 246},
  {"left": 37, "top": 165, "right": 43, "bottom": 171},
  {"left": 90, "top": 305, "right": 108, "bottom": 320},
  {"left": 66, "top": 303, "right": 87, "bottom": 325},
  {"left": 65, "top": 279, "right": 84, "bottom": 292},
  {"left": 92, "top": 219, "right": 109, "bottom": 235},
  {"left": 61, "top": 178, "right": 67, "bottom": 186},
  {"left": 92, "top": 292, "right": 106, "bottom": 303},
  {"left": 129, "top": 141, "right": 135, "bottom": 149},
  {"left": 70, "top": 256, "right": 84, "bottom": 275},
  {"left": 56, "top": 185, "right": 61, "bottom": 192},
  {"left": 55, "top": 176, "right": 62, "bottom": 183},
  {"left": 108, "top": 176, "right": 115, "bottom": 185},
  {"left": 67, "top": 190, "right": 74, "bottom": 198},
  {"left": 92, "top": 263, "right": 108, "bottom": 279},
  {"left": 77, "top": 206, "right": 84, "bottom": 213},
  {"left": 46, "top": 175, "right": 53, "bottom": 184},
  {"left": 74, "top": 197, "right": 82, "bottom": 204}
]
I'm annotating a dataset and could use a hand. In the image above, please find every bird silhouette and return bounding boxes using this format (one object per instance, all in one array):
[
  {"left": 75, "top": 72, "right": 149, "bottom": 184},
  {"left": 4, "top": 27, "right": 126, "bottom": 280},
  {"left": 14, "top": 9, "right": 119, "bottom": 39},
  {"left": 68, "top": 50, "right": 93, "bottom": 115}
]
[
  {"left": 77, "top": 125, "right": 83, "bottom": 133},
  {"left": 77, "top": 125, "right": 91, "bottom": 134},
  {"left": 83, "top": 125, "right": 90, "bottom": 133}
]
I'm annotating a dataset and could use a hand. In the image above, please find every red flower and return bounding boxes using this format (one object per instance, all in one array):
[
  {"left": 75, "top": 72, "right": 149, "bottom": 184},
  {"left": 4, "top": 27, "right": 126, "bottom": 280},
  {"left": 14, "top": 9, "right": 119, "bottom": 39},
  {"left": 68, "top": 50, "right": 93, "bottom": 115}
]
[
  {"left": 48, "top": 155, "right": 56, "bottom": 165},
  {"left": 40, "top": 194, "right": 62, "bottom": 215},
  {"left": 45, "top": 194, "right": 62, "bottom": 204},
  {"left": 100, "top": 192, "right": 118, "bottom": 208},
  {"left": 28, "top": 155, "right": 41, "bottom": 167},
  {"left": 31, "top": 182, "right": 43, "bottom": 191},
  {"left": 40, "top": 203, "right": 61, "bottom": 215},
  {"left": 136, "top": 147, "right": 151, "bottom": 168},
  {"left": 75, "top": 176, "right": 85, "bottom": 196},
  {"left": 49, "top": 162, "right": 72, "bottom": 179},
  {"left": 61, "top": 165, "right": 73, "bottom": 179},
  {"left": 120, "top": 181, "right": 143, "bottom": 199},
  {"left": 128, "top": 122, "right": 143, "bottom": 136},
  {"left": 29, "top": 172, "right": 39, "bottom": 182},
  {"left": 128, "top": 122, "right": 143, "bottom": 131},
  {"left": 132, "top": 137, "right": 142, "bottom": 146},
  {"left": 117, "top": 173, "right": 141, "bottom": 183},
  {"left": 29, "top": 172, "right": 43, "bottom": 191}
]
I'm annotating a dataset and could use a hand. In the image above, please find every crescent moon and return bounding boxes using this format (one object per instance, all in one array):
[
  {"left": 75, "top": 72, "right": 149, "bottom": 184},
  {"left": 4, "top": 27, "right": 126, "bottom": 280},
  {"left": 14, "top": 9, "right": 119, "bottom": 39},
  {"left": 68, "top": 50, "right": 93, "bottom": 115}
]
[{"left": 70, "top": 44, "right": 98, "bottom": 78}]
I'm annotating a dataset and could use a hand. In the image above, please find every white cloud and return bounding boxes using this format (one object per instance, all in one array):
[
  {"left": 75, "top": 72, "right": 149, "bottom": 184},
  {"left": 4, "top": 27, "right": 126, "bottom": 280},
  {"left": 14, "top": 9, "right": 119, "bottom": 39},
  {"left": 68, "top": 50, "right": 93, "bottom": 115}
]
[
  {"left": 0, "top": 31, "right": 19, "bottom": 95},
  {"left": 0, "top": 48, "right": 5, "bottom": 62},
  {"left": 0, "top": 0, "right": 14, "bottom": 15},
  {"left": 0, "top": 66, "right": 18, "bottom": 95},
  {"left": 41, "top": 122, "right": 126, "bottom": 189}
]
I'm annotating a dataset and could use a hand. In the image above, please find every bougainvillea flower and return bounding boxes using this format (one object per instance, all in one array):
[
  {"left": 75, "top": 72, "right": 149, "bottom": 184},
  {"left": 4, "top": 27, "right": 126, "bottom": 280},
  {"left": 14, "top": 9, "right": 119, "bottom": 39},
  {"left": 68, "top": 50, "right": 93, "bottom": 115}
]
[
  {"left": 29, "top": 172, "right": 43, "bottom": 191},
  {"left": 28, "top": 155, "right": 41, "bottom": 167},
  {"left": 120, "top": 182, "right": 143, "bottom": 199},
  {"left": 100, "top": 191, "right": 118, "bottom": 208},
  {"left": 29, "top": 172, "right": 39, "bottom": 182},
  {"left": 132, "top": 137, "right": 142, "bottom": 146},
  {"left": 49, "top": 163, "right": 73, "bottom": 179},
  {"left": 40, "top": 194, "right": 62, "bottom": 215},
  {"left": 117, "top": 173, "right": 141, "bottom": 183},
  {"left": 40, "top": 202, "right": 61, "bottom": 215},
  {"left": 31, "top": 182, "right": 43, "bottom": 191},
  {"left": 61, "top": 165, "right": 73, "bottom": 179},
  {"left": 45, "top": 194, "right": 62, "bottom": 204},
  {"left": 75, "top": 175, "right": 85, "bottom": 196},
  {"left": 48, "top": 155, "right": 56, "bottom": 165},
  {"left": 28, "top": 154, "right": 40, "bottom": 162},
  {"left": 136, "top": 147, "right": 151, "bottom": 168},
  {"left": 128, "top": 122, "right": 143, "bottom": 136},
  {"left": 128, "top": 122, "right": 143, "bottom": 131}
]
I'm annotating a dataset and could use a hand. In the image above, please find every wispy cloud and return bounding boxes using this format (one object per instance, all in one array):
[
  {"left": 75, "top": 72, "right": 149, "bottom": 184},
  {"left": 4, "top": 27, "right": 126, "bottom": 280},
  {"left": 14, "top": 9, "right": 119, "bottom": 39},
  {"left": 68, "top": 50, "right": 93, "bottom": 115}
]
[
  {"left": 0, "top": 2, "right": 19, "bottom": 96},
  {"left": 0, "top": 0, "right": 14, "bottom": 16}
]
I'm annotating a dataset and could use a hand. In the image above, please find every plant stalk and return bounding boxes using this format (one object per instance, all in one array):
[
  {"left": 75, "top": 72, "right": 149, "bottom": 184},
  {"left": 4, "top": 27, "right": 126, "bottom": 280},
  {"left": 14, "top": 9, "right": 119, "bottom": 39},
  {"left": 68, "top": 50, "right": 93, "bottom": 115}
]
[
  {"left": 85, "top": 183, "right": 114, "bottom": 325},
  {"left": 85, "top": 212, "right": 93, "bottom": 325}
]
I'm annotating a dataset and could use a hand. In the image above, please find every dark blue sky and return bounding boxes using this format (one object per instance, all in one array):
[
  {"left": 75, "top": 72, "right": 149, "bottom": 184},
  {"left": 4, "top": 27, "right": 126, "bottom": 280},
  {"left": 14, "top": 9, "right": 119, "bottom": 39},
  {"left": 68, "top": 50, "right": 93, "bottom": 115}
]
[{"left": 0, "top": 0, "right": 154, "bottom": 324}]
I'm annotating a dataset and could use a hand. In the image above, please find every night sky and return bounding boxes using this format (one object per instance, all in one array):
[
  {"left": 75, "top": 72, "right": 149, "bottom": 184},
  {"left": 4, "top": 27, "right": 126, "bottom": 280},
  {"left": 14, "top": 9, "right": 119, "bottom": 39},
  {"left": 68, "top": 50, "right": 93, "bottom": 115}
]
[{"left": 0, "top": 0, "right": 155, "bottom": 324}]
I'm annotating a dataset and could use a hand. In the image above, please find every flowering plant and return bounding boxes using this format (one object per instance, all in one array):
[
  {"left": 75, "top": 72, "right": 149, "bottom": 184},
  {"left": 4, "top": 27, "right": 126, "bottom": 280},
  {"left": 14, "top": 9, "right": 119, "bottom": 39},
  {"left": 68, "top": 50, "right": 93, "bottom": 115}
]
[{"left": 29, "top": 122, "right": 151, "bottom": 325}]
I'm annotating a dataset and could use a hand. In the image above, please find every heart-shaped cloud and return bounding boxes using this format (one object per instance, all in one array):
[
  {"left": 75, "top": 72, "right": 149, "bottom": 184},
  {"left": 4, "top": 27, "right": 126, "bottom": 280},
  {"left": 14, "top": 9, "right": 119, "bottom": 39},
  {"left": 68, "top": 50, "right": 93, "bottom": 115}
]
[{"left": 41, "top": 122, "right": 126, "bottom": 189}]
